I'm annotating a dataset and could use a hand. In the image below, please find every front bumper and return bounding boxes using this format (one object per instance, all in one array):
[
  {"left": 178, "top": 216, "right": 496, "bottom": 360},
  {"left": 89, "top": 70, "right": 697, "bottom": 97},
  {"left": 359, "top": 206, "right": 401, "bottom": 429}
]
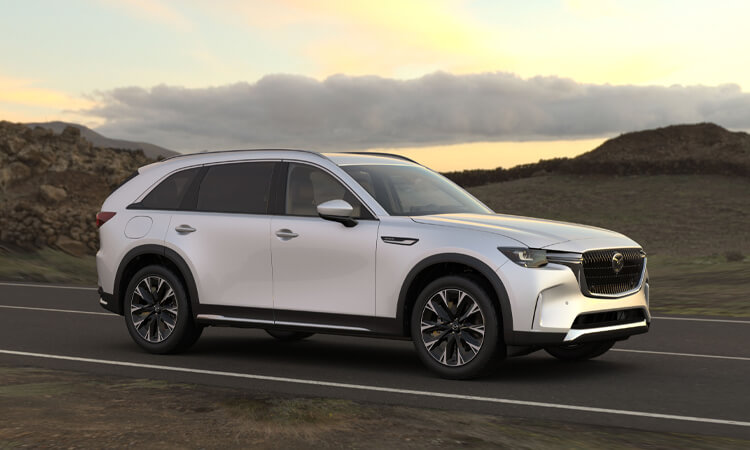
[{"left": 497, "top": 257, "right": 651, "bottom": 346}]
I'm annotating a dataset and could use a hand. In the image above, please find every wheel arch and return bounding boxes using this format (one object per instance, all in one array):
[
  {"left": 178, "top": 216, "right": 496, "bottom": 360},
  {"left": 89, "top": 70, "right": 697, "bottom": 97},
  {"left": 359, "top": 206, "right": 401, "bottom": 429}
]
[
  {"left": 396, "top": 253, "right": 513, "bottom": 340},
  {"left": 112, "top": 244, "right": 200, "bottom": 316}
]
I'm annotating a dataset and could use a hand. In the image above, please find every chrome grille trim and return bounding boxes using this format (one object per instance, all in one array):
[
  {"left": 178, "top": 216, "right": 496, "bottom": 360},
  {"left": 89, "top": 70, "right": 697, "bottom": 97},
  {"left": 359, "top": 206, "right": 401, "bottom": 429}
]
[{"left": 580, "top": 248, "right": 646, "bottom": 297}]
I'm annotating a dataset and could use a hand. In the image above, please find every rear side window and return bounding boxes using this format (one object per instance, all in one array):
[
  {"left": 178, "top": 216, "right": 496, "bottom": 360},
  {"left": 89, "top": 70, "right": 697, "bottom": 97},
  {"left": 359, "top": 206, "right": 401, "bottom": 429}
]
[
  {"left": 196, "top": 162, "right": 275, "bottom": 214},
  {"left": 140, "top": 167, "right": 200, "bottom": 210}
]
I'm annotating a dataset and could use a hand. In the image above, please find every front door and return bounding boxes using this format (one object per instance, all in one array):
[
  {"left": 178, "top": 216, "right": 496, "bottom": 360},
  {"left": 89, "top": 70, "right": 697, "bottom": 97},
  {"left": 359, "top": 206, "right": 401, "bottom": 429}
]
[{"left": 270, "top": 162, "right": 378, "bottom": 319}]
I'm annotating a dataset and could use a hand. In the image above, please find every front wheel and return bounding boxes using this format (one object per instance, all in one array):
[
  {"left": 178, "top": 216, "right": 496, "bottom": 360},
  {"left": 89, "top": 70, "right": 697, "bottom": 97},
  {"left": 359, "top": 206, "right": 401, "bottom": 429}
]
[
  {"left": 124, "top": 265, "right": 202, "bottom": 354},
  {"left": 411, "top": 275, "right": 504, "bottom": 379},
  {"left": 544, "top": 340, "right": 614, "bottom": 361}
]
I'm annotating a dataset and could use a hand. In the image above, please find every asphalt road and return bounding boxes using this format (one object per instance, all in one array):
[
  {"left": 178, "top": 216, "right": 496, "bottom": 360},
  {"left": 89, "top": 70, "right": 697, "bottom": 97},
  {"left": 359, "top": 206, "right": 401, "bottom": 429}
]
[{"left": 0, "top": 282, "right": 748, "bottom": 439}]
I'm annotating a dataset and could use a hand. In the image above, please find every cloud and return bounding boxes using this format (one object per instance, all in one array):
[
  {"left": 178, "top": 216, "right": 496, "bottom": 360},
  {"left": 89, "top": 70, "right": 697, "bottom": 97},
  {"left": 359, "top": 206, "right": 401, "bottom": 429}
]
[{"left": 83, "top": 72, "right": 750, "bottom": 152}]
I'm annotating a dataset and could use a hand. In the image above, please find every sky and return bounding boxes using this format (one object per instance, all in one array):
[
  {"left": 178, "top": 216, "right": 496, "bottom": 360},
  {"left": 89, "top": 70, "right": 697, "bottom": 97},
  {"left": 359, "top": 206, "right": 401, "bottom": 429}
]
[{"left": 2, "top": 0, "right": 750, "bottom": 171}]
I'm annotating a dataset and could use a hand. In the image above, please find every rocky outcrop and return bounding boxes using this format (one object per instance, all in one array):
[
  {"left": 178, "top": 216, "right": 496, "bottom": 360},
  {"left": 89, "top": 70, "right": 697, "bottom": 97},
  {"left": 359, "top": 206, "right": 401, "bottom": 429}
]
[{"left": 0, "top": 121, "right": 153, "bottom": 255}]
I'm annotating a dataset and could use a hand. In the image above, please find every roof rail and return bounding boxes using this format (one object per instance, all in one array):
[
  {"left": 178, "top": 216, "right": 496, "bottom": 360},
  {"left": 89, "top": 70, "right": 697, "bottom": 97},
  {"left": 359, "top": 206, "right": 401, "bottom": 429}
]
[
  {"left": 160, "top": 148, "right": 329, "bottom": 162},
  {"left": 347, "top": 152, "right": 420, "bottom": 165}
]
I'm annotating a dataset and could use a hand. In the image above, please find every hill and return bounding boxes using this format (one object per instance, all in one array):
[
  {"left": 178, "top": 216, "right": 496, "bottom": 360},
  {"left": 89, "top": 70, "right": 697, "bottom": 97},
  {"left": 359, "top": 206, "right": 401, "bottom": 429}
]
[
  {"left": 0, "top": 121, "right": 153, "bottom": 255},
  {"left": 445, "top": 123, "right": 750, "bottom": 187},
  {"left": 25, "top": 121, "right": 177, "bottom": 159}
]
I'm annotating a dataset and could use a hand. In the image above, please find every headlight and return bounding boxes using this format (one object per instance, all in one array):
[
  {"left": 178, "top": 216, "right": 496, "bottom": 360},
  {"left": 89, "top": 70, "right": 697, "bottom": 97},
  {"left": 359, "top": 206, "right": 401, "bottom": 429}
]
[{"left": 498, "top": 247, "right": 548, "bottom": 268}]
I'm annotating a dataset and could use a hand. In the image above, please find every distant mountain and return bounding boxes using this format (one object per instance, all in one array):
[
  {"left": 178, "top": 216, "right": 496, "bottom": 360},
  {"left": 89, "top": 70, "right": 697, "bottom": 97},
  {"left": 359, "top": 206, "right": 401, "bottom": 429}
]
[
  {"left": 25, "top": 121, "right": 177, "bottom": 159},
  {"left": 445, "top": 123, "right": 750, "bottom": 187}
]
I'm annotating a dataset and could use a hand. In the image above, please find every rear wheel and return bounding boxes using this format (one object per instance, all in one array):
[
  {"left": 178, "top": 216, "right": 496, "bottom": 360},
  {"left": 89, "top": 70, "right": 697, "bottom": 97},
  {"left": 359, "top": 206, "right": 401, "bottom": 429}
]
[
  {"left": 124, "top": 265, "right": 202, "bottom": 354},
  {"left": 544, "top": 340, "right": 614, "bottom": 361},
  {"left": 265, "top": 330, "right": 314, "bottom": 341},
  {"left": 411, "top": 275, "right": 504, "bottom": 379}
]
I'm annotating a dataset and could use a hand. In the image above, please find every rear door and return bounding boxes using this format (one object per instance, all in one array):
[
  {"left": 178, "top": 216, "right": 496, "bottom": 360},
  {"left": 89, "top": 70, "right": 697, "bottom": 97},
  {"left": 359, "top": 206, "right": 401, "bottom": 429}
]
[{"left": 164, "top": 161, "right": 277, "bottom": 313}]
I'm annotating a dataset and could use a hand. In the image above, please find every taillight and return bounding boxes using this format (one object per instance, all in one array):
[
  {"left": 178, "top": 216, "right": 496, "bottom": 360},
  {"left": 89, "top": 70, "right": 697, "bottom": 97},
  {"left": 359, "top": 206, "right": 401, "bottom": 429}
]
[{"left": 96, "top": 211, "right": 116, "bottom": 228}]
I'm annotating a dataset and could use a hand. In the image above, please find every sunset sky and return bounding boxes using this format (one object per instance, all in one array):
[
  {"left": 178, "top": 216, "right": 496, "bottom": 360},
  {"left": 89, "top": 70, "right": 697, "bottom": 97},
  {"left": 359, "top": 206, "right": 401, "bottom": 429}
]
[{"left": 2, "top": 0, "right": 750, "bottom": 170}]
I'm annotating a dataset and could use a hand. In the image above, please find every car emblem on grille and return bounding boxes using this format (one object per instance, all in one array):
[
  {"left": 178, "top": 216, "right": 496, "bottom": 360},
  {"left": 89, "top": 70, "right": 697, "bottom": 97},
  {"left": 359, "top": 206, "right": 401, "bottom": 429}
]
[{"left": 611, "top": 252, "right": 625, "bottom": 274}]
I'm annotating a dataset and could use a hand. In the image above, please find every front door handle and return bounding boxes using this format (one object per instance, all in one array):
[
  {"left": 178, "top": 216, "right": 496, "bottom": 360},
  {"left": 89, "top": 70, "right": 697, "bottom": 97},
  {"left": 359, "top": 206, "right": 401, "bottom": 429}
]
[
  {"left": 275, "top": 229, "right": 299, "bottom": 240},
  {"left": 175, "top": 224, "right": 196, "bottom": 234}
]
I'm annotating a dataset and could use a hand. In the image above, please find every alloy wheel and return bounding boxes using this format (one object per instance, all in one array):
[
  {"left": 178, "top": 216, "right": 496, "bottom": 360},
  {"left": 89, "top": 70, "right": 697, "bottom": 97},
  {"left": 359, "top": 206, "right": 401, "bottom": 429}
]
[
  {"left": 420, "top": 288, "right": 486, "bottom": 367},
  {"left": 130, "top": 276, "right": 179, "bottom": 343}
]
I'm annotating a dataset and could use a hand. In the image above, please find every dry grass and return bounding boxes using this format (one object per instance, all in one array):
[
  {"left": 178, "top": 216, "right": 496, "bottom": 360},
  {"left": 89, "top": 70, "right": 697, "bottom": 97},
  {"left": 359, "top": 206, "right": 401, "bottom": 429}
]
[{"left": 0, "top": 247, "right": 96, "bottom": 285}]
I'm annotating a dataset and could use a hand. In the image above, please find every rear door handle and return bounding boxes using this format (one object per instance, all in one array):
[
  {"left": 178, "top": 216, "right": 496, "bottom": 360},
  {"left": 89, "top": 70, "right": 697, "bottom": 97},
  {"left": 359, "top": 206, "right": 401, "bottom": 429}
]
[
  {"left": 275, "top": 229, "right": 299, "bottom": 240},
  {"left": 175, "top": 224, "right": 196, "bottom": 234}
]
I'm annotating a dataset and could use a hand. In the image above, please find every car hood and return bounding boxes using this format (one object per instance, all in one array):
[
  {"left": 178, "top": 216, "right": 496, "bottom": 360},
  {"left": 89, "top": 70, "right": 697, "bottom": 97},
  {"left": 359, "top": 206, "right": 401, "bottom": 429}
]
[{"left": 411, "top": 213, "right": 636, "bottom": 250}]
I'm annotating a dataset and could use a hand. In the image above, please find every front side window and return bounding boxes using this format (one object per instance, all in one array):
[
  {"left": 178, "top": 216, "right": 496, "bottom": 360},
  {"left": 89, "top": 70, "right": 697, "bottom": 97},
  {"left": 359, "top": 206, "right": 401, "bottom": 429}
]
[
  {"left": 285, "top": 163, "right": 368, "bottom": 218},
  {"left": 196, "top": 162, "right": 275, "bottom": 214},
  {"left": 341, "top": 164, "right": 492, "bottom": 216},
  {"left": 140, "top": 167, "right": 200, "bottom": 210}
]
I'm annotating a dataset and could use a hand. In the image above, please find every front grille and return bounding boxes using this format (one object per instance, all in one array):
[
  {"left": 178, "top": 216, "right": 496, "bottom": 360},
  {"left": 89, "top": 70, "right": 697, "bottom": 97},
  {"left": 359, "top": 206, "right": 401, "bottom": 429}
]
[
  {"left": 582, "top": 248, "right": 644, "bottom": 296},
  {"left": 571, "top": 308, "right": 646, "bottom": 329}
]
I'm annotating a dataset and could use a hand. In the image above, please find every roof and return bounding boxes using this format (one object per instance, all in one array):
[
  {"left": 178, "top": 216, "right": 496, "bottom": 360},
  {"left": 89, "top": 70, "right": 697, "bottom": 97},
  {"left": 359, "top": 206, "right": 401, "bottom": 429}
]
[
  {"left": 323, "top": 152, "right": 418, "bottom": 166},
  {"left": 150, "top": 149, "right": 418, "bottom": 170}
]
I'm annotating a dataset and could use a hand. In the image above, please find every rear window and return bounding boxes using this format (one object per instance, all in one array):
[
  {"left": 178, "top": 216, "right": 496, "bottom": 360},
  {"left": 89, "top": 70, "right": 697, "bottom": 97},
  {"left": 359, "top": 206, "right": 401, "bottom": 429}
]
[
  {"left": 196, "top": 162, "right": 275, "bottom": 214},
  {"left": 140, "top": 167, "right": 200, "bottom": 210}
]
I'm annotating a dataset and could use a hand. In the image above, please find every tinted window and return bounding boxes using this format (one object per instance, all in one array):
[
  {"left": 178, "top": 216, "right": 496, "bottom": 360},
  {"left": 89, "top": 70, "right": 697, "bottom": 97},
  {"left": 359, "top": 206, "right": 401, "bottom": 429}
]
[
  {"left": 285, "top": 163, "right": 369, "bottom": 218},
  {"left": 140, "top": 167, "right": 199, "bottom": 210},
  {"left": 196, "top": 162, "right": 275, "bottom": 214}
]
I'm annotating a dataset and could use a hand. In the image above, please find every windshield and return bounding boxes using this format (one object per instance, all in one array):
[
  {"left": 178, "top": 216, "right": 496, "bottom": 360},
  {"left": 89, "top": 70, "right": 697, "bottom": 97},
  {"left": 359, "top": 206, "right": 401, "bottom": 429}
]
[{"left": 341, "top": 164, "right": 493, "bottom": 216}]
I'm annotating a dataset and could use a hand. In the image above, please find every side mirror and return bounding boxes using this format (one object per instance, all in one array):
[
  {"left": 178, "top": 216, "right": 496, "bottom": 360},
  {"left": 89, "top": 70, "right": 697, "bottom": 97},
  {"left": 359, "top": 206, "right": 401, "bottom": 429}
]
[{"left": 317, "top": 199, "right": 358, "bottom": 227}]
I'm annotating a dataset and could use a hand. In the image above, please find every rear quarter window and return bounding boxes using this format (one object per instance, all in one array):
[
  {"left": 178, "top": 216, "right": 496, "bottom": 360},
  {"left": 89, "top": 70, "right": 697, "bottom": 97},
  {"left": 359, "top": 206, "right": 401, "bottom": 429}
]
[{"left": 139, "top": 167, "right": 200, "bottom": 210}]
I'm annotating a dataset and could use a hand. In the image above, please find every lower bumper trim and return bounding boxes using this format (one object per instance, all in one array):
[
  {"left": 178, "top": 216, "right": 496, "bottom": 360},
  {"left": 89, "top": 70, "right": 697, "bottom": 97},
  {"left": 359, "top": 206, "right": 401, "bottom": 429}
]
[
  {"left": 564, "top": 320, "right": 649, "bottom": 342},
  {"left": 506, "top": 320, "right": 649, "bottom": 347}
]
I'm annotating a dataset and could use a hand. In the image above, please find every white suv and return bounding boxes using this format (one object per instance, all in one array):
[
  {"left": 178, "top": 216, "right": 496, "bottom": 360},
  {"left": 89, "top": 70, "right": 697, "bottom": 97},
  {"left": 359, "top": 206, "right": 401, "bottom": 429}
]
[{"left": 96, "top": 150, "right": 650, "bottom": 379}]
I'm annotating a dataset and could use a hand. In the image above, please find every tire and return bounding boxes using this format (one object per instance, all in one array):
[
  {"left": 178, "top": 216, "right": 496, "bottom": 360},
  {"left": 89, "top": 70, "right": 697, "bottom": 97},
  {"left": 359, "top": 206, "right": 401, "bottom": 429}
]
[
  {"left": 410, "top": 275, "right": 504, "bottom": 379},
  {"left": 265, "top": 330, "right": 314, "bottom": 341},
  {"left": 124, "top": 265, "right": 202, "bottom": 354},
  {"left": 544, "top": 340, "right": 615, "bottom": 361}
]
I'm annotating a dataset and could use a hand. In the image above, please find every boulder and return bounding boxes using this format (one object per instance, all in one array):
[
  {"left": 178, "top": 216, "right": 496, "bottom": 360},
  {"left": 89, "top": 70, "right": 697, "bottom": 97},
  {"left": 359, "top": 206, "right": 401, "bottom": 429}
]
[
  {"left": 0, "top": 161, "right": 31, "bottom": 187},
  {"left": 39, "top": 184, "right": 67, "bottom": 203},
  {"left": 17, "top": 144, "right": 51, "bottom": 167}
]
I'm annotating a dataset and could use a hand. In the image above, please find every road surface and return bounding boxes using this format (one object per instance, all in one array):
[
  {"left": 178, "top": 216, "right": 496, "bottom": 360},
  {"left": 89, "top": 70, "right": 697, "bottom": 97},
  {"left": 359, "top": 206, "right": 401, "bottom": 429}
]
[{"left": 0, "top": 282, "right": 748, "bottom": 439}]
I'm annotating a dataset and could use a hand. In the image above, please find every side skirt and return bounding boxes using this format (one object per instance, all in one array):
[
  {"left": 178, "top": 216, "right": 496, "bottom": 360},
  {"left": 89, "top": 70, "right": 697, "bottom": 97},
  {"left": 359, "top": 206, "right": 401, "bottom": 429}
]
[{"left": 194, "top": 305, "right": 407, "bottom": 339}]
